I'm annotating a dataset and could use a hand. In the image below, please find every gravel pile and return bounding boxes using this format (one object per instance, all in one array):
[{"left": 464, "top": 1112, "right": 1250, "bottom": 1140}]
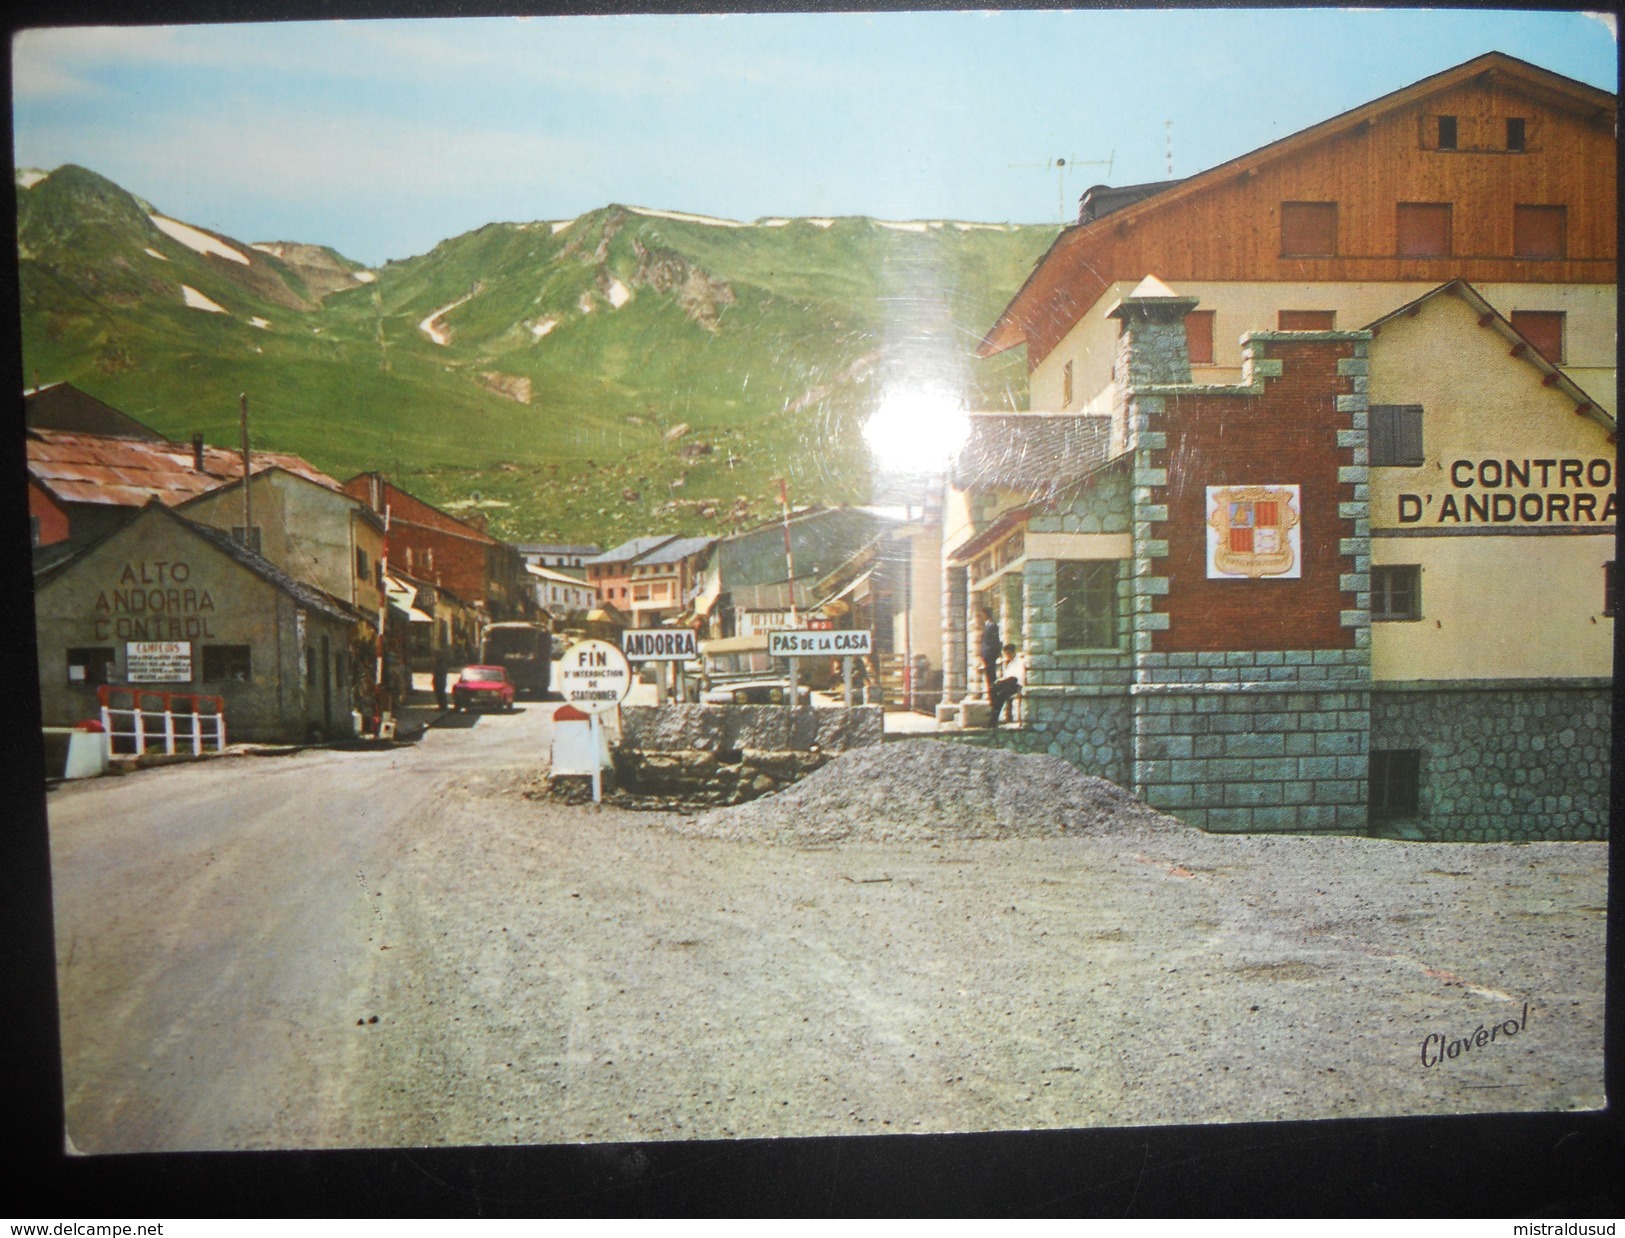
[{"left": 679, "top": 738, "right": 1187, "bottom": 844}]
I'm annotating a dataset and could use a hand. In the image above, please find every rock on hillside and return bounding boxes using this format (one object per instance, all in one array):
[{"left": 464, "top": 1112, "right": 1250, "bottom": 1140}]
[{"left": 250, "top": 241, "right": 375, "bottom": 301}]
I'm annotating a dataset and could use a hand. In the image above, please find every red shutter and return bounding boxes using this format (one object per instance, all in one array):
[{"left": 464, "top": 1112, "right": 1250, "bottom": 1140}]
[
  {"left": 1278, "top": 310, "right": 1336, "bottom": 331},
  {"left": 1184, "top": 311, "right": 1215, "bottom": 365},
  {"left": 1397, "top": 203, "right": 1452, "bottom": 257},
  {"left": 1514, "top": 205, "right": 1566, "bottom": 259},
  {"left": 1280, "top": 202, "right": 1337, "bottom": 256},
  {"left": 1510, "top": 311, "right": 1565, "bottom": 364}
]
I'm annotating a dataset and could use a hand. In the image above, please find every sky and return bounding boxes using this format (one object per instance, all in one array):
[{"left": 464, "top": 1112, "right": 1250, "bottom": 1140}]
[{"left": 11, "top": 8, "right": 1619, "bottom": 268}]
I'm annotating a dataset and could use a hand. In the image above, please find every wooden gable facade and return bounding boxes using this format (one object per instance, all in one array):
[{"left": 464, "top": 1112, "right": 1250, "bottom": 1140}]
[{"left": 982, "top": 52, "right": 1617, "bottom": 369}]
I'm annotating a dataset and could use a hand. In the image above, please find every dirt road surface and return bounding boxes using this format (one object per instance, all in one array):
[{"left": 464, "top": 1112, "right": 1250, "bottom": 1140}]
[{"left": 47, "top": 701, "right": 1606, "bottom": 1153}]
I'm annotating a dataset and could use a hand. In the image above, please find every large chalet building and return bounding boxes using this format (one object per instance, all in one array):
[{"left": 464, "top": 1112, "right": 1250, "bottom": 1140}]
[{"left": 945, "top": 52, "right": 1615, "bottom": 842}]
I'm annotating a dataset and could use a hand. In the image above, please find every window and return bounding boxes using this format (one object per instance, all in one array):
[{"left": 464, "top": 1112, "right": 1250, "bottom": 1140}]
[
  {"left": 1369, "top": 405, "right": 1425, "bottom": 467},
  {"left": 1056, "top": 560, "right": 1118, "bottom": 650},
  {"left": 1371, "top": 565, "right": 1421, "bottom": 621},
  {"left": 1397, "top": 203, "right": 1452, "bottom": 258},
  {"left": 231, "top": 526, "right": 262, "bottom": 554},
  {"left": 1514, "top": 205, "right": 1566, "bottom": 259},
  {"left": 1280, "top": 202, "right": 1337, "bottom": 257},
  {"left": 1510, "top": 311, "right": 1565, "bottom": 364},
  {"left": 66, "top": 646, "right": 115, "bottom": 687},
  {"left": 1062, "top": 360, "right": 1074, "bottom": 407},
  {"left": 356, "top": 547, "right": 370, "bottom": 581},
  {"left": 1370, "top": 750, "right": 1422, "bottom": 819},
  {"left": 202, "top": 645, "right": 252, "bottom": 682},
  {"left": 1184, "top": 311, "right": 1215, "bottom": 365},
  {"left": 1278, "top": 310, "right": 1336, "bottom": 331},
  {"left": 1506, "top": 117, "right": 1526, "bottom": 152},
  {"left": 1436, "top": 115, "right": 1458, "bottom": 150}
]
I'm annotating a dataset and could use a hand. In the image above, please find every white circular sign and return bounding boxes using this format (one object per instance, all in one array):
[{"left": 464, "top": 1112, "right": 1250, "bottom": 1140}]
[{"left": 557, "top": 639, "right": 633, "bottom": 715}]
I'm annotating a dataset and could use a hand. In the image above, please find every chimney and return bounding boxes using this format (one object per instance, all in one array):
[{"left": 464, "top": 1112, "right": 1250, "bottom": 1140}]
[
  {"left": 192, "top": 433, "right": 205, "bottom": 471},
  {"left": 1106, "top": 275, "right": 1201, "bottom": 389}
]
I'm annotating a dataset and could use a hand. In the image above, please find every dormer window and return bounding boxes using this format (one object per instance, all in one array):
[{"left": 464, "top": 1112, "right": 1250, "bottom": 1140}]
[
  {"left": 1437, "top": 115, "right": 1458, "bottom": 150},
  {"left": 1506, "top": 117, "right": 1526, "bottom": 151}
]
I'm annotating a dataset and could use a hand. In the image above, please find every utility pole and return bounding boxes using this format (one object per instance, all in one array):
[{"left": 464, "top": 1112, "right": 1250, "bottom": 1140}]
[
  {"left": 239, "top": 393, "right": 252, "bottom": 549},
  {"left": 777, "top": 476, "right": 799, "bottom": 626}
]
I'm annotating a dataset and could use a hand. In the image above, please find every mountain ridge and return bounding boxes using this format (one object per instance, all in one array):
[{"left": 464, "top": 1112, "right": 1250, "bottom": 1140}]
[{"left": 17, "top": 164, "right": 1057, "bottom": 544}]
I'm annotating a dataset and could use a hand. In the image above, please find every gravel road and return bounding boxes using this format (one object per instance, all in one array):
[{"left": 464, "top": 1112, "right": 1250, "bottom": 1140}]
[{"left": 46, "top": 701, "right": 1606, "bottom": 1153}]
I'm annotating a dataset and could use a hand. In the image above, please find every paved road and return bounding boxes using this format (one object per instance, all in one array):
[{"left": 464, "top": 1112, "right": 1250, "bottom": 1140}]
[{"left": 47, "top": 699, "right": 1606, "bottom": 1153}]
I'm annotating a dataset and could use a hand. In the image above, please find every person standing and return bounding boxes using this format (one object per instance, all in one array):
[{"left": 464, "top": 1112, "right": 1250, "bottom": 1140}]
[
  {"left": 978, "top": 606, "right": 1002, "bottom": 701},
  {"left": 432, "top": 647, "right": 450, "bottom": 712}
]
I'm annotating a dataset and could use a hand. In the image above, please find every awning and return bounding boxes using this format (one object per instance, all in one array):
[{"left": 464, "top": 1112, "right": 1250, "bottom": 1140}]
[{"left": 813, "top": 568, "right": 874, "bottom": 612}]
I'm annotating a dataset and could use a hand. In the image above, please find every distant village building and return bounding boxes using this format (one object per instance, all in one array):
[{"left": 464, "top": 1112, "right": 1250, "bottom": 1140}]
[
  {"left": 527, "top": 563, "right": 596, "bottom": 620},
  {"left": 943, "top": 54, "right": 1615, "bottom": 841},
  {"left": 34, "top": 502, "right": 366, "bottom": 742},
  {"left": 583, "top": 535, "right": 714, "bottom": 628},
  {"left": 514, "top": 542, "right": 601, "bottom": 579},
  {"left": 341, "top": 474, "right": 532, "bottom": 623}
]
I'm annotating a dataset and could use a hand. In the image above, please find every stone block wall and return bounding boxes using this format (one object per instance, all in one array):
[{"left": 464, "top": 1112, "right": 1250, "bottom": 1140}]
[
  {"left": 1370, "top": 682, "right": 1611, "bottom": 841},
  {"left": 1131, "top": 650, "right": 1371, "bottom": 832},
  {"left": 619, "top": 703, "right": 882, "bottom": 753}
]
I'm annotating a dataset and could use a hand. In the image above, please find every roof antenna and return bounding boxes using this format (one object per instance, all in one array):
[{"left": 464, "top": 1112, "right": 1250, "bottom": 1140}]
[{"left": 1008, "top": 153, "right": 1115, "bottom": 224}]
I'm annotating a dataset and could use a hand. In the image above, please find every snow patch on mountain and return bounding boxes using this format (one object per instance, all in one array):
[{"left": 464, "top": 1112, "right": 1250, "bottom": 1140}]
[
  {"left": 806, "top": 219, "right": 834, "bottom": 229},
  {"left": 530, "top": 316, "right": 560, "bottom": 339},
  {"left": 144, "top": 247, "right": 169, "bottom": 261},
  {"left": 605, "top": 278, "right": 632, "bottom": 308},
  {"left": 151, "top": 215, "right": 250, "bottom": 265},
  {"left": 953, "top": 222, "right": 1012, "bottom": 232},
  {"left": 249, "top": 316, "right": 271, "bottom": 329},
  {"left": 628, "top": 205, "right": 747, "bottom": 229},
  {"left": 551, "top": 219, "right": 575, "bottom": 235},
  {"left": 419, "top": 290, "right": 478, "bottom": 345},
  {"left": 351, "top": 270, "right": 376, "bottom": 284},
  {"left": 16, "top": 169, "right": 49, "bottom": 189},
  {"left": 577, "top": 291, "right": 596, "bottom": 314},
  {"left": 876, "top": 220, "right": 931, "bottom": 233},
  {"left": 182, "top": 285, "right": 228, "bottom": 313}
]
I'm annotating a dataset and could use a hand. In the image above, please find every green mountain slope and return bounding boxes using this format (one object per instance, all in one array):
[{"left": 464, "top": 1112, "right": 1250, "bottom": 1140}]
[{"left": 17, "top": 167, "right": 1055, "bottom": 543}]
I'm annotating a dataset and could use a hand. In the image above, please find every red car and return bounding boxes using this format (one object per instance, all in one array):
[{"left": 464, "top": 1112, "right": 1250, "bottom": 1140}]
[{"left": 452, "top": 665, "right": 515, "bottom": 712}]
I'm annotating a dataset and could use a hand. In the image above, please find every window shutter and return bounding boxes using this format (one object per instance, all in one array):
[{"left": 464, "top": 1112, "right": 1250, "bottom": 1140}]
[
  {"left": 1397, "top": 203, "right": 1451, "bottom": 257},
  {"left": 1514, "top": 205, "right": 1566, "bottom": 259},
  {"left": 1511, "top": 311, "right": 1565, "bottom": 364},
  {"left": 1280, "top": 202, "right": 1337, "bottom": 257},
  {"left": 1369, "top": 406, "right": 1423, "bottom": 467},
  {"left": 1184, "top": 311, "right": 1215, "bottom": 365},
  {"left": 1278, "top": 310, "right": 1336, "bottom": 331},
  {"left": 1369, "top": 406, "right": 1396, "bottom": 466}
]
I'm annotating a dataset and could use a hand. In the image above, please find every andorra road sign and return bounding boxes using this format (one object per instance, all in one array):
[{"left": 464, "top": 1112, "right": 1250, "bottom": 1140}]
[
  {"left": 768, "top": 629, "right": 872, "bottom": 658},
  {"left": 557, "top": 638, "right": 632, "bottom": 714},
  {"left": 621, "top": 627, "right": 698, "bottom": 662}
]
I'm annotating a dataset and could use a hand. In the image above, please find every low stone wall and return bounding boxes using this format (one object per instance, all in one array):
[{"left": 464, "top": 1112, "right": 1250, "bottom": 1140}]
[
  {"left": 619, "top": 704, "right": 883, "bottom": 754},
  {"left": 610, "top": 747, "right": 830, "bottom": 806},
  {"left": 603, "top": 703, "right": 884, "bottom": 806}
]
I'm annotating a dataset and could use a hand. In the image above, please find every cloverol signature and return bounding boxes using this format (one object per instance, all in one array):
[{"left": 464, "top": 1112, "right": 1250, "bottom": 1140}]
[{"left": 1420, "top": 1002, "right": 1530, "bottom": 1068}]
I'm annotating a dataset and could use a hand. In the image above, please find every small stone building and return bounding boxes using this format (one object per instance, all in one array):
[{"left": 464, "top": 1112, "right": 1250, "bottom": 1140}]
[{"left": 34, "top": 501, "right": 368, "bottom": 743}]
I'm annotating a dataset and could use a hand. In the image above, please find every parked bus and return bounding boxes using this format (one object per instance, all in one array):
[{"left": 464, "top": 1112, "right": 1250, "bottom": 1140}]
[{"left": 479, "top": 620, "right": 553, "bottom": 699}]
